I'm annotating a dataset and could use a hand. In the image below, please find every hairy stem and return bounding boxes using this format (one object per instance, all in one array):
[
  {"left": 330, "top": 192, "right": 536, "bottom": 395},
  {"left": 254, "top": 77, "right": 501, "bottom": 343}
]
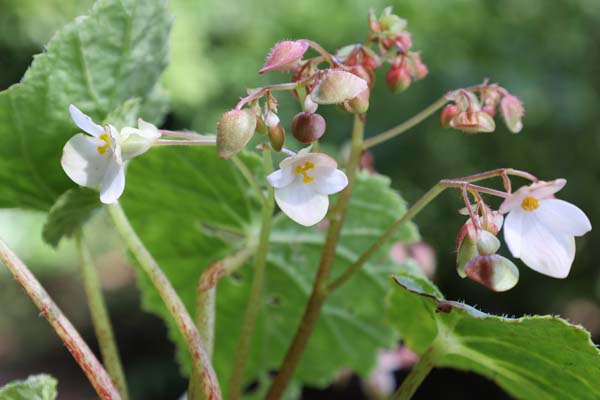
[
  {"left": 76, "top": 233, "right": 129, "bottom": 399},
  {"left": 265, "top": 115, "right": 365, "bottom": 400},
  {"left": 363, "top": 97, "right": 448, "bottom": 149},
  {"left": 0, "top": 238, "right": 121, "bottom": 400},
  {"left": 229, "top": 150, "right": 275, "bottom": 400},
  {"left": 106, "top": 203, "right": 221, "bottom": 400},
  {"left": 391, "top": 346, "right": 441, "bottom": 400},
  {"left": 189, "top": 286, "right": 216, "bottom": 400}
]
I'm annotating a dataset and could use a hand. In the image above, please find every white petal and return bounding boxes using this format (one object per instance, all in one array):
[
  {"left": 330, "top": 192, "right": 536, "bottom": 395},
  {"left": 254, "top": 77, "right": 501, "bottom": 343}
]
[
  {"left": 69, "top": 104, "right": 104, "bottom": 137},
  {"left": 503, "top": 209, "right": 524, "bottom": 257},
  {"left": 536, "top": 199, "right": 591, "bottom": 236},
  {"left": 119, "top": 127, "right": 156, "bottom": 160},
  {"left": 61, "top": 134, "right": 111, "bottom": 187},
  {"left": 280, "top": 152, "right": 337, "bottom": 170},
  {"left": 310, "top": 168, "right": 348, "bottom": 195},
  {"left": 137, "top": 119, "right": 162, "bottom": 139},
  {"left": 519, "top": 212, "right": 575, "bottom": 278},
  {"left": 100, "top": 161, "right": 125, "bottom": 204},
  {"left": 267, "top": 167, "right": 294, "bottom": 188},
  {"left": 500, "top": 179, "right": 566, "bottom": 213},
  {"left": 274, "top": 181, "right": 329, "bottom": 226}
]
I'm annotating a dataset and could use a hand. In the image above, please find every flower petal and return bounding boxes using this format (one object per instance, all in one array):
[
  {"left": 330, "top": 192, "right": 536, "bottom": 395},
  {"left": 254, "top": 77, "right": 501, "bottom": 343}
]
[
  {"left": 503, "top": 209, "right": 524, "bottom": 258},
  {"left": 536, "top": 199, "right": 591, "bottom": 236},
  {"left": 267, "top": 167, "right": 294, "bottom": 188},
  {"left": 69, "top": 104, "right": 104, "bottom": 137},
  {"left": 518, "top": 212, "right": 575, "bottom": 278},
  {"left": 500, "top": 179, "right": 566, "bottom": 213},
  {"left": 61, "top": 133, "right": 111, "bottom": 187},
  {"left": 280, "top": 151, "right": 337, "bottom": 170},
  {"left": 274, "top": 181, "right": 329, "bottom": 226},
  {"left": 119, "top": 127, "right": 158, "bottom": 160},
  {"left": 310, "top": 167, "right": 348, "bottom": 195},
  {"left": 100, "top": 161, "right": 125, "bottom": 204}
]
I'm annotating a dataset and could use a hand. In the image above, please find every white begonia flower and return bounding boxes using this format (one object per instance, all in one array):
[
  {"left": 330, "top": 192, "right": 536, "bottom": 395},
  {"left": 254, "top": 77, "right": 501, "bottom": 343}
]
[
  {"left": 61, "top": 105, "right": 160, "bottom": 204},
  {"left": 267, "top": 149, "right": 348, "bottom": 226},
  {"left": 500, "top": 179, "right": 591, "bottom": 278}
]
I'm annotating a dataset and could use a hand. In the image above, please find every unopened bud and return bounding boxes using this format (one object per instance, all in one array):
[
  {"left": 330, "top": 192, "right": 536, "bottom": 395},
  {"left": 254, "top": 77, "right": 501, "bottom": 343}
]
[
  {"left": 475, "top": 230, "right": 500, "bottom": 255},
  {"left": 386, "top": 65, "right": 411, "bottom": 93},
  {"left": 411, "top": 54, "right": 428, "bottom": 80},
  {"left": 500, "top": 94, "right": 524, "bottom": 133},
  {"left": 482, "top": 105, "right": 496, "bottom": 117},
  {"left": 349, "top": 65, "right": 375, "bottom": 88},
  {"left": 440, "top": 104, "right": 459, "bottom": 128},
  {"left": 291, "top": 112, "right": 326, "bottom": 143},
  {"left": 216, "top": 109, "right": 257, "bottom": 159},
  {"left": 311, "top": 70, "right": 368, "bottom": 104},
  {"left": 264, "top": 111, "right": 280, "bottom": 128},
  {"left": 268, "top": 125, "right": 286, "bottom": 151},
  {"left": 303, "top": 95, "right": 318, "bottom": 113},
  {"left": 343, "top": 88, "right": 370, "bottom": 114},
  {"left": 456, "top": 235, "right": 477, "bottom": 278},
  {"left": 395, "top": 32, "right": 413, "bottom": 53},
  {"left": 464, "top": 254, "right": 519, "bottom": 292},
  {"left": 259, "top": 40, "right": 309, "bottom": 74},
  {"left": 450, "top": 111, "right": 495, "bottom": 134}
]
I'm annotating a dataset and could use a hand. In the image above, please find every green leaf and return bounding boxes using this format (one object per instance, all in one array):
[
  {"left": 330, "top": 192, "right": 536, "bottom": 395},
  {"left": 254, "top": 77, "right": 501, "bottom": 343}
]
[
  {"left": 386, "top": 274, "right": 600, "bottom": 400},
  {"left": 42, "top": 187, "right": 100, "bottom": 247},
  {"left": 0, "top": 374, "right": 58, "bottom": 400},
  {"left": 122, "top": 147, "right": 419, "bottom": 398},
  {"left": 0, "top": 0, "right": 171, "bottom": 210}
]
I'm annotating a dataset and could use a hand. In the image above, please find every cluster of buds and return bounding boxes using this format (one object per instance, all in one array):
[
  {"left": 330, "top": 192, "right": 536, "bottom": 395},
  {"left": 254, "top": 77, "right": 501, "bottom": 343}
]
[
  {"left": 367, "top": 7, "right": 428, "bottom": 93},
  {"left": 453, "top": 173, "right": 591, "bottom": 292},
  {"left": 441, "top": 83, "right": 525, "bottom": 134}
]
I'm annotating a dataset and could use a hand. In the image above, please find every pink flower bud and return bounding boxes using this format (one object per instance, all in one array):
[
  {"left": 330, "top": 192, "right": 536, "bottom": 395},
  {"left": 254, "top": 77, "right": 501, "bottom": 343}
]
[
  {"left": 409, "top": 53, "right": 428, "bottom": 80},
  {"left": 343, "top": 88, "right": 370, "bottom": 114},
  {"left": 440, "top": 104, "right": 459, "bottom": 128},
  {"left": 310, "top": 70, "right": 368, "bottom": 104},
  {"left": 500, "top": 94, "right": 524, "bottom": 133},
  {"left": 268, "top": 124, "right": 286, "bottom": 151},
  {"left": 395, "top": 32, "right": 413, "bottom": 53},
  {"left": 464, "top": 254, "right": 519, "bottom": 292},
  {"left": 349, "top": 65, "right": 375, "bottom": 88},
  {"left": 482, "top": 105, "right": 496, "bottom": 117},
  {"left": 216, "top": 109, "right": 257, "bottom": 159},
  {"left": 291, "top": 112, "right": 326, "bottom": 143},
  {"left": 386, "top": 65, "right": 411, "bottom": 93},
  {"left": 259, "top": 40, "right": 309, "bottom": 74}
]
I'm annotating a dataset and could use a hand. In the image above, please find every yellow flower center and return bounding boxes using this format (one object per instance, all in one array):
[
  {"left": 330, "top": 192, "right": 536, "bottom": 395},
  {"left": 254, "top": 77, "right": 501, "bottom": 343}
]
[
  {"left": 97, "top": 133, "right": 110, "bottom": 155},
  {"left": 295, "top": 161, "right": 315, "bottom": 184},
  {"left": 520, "top": 196, "right": 539, "bottom": 211}
]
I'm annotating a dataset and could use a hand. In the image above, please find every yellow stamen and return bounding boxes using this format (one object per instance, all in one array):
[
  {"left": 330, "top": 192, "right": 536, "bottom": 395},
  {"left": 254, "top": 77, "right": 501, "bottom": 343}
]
[
  {"left": 521, "top": 196, "right": 539, "bottom": 211},
  {"left": 295, "top": 161, "right": 315, "bottom": 184},
  {"left": 97, "top": 133, "right": 110, "bottom": 155}
]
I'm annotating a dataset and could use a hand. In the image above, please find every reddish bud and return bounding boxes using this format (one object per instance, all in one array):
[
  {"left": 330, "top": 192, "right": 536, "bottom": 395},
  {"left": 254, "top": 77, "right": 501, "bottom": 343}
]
[
  {"left": 291, "top": 112, "right": 326, "bottom": 143},
  {"left": 500, "top": 94, "right": 524, "bottom": 133},
  {"left": 482, "top": 105, "right": 496, "bottom": 117},
  {"left": 395, "top": 32, "right": 413, "bottom": 53},
  {"left": 259, "top": 40, "right": 309, "bottom": 74},
  {"left": 440, "top": 104, "right": 459, "bottom": 128},
  {"left": 268, "top": 125, "right": 286, "bottom": 151},
  {"left": 410, "top": 54, "right": 428, "bottom": 80},
  {"left": 386, "top": 65, "right": 411, "bottom": 93},
  {"left": 216, "top": 109, "right": 257, "bottom": 159},
  {"left": 343, "top": 88, "right": 370, "bottom": 114},
  {"left": 464, "top": 254, "right": 519, "bottom": 292}
]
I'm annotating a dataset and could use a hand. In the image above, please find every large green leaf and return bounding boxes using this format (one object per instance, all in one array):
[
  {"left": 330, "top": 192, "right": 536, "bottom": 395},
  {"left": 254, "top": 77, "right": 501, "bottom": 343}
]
[
  {"left": 0, "top": 374, "right": 57, "bottom": 400},
  {"left": 122, "top": 146, "right": 419, "bottom": 397},
  {"left": 386, "top": 274, "right": 600, "bottom": 399},
  {"left": 0, "top": 0, "right": 171, "bottom": 210}
]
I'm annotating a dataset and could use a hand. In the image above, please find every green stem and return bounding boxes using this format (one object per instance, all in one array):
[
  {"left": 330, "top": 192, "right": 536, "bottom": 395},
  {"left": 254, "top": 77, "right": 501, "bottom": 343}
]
[
  {"left": 391, "top": 346, "right": 441, "bottom": 400},
  {"left": 106, "top": 203, "right": 221, "bottom": 400},
  {"left": 0, "top": 238, "right": 122, "bottom": 400},
  {"left": 232, "top": 155, "right": 266, "bottom": 205},
  {"left": 189, "top": 285, "right": 216, "bottom": 400},
  {"left": 363, "top": 97, "right": 448, "bottom": 149},
  {"left": 76, "top": 233, "right": 129, "bottom": 400},
  {"left": 265, "top": 115, "right": 365, "bottom": 400},
  {"left": 229, "top": 150, "right": 275, "bottom": 400}
]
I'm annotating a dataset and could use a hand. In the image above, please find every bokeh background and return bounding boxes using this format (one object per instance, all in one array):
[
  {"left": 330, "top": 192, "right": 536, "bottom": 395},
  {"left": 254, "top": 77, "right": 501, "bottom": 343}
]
[{"left": 0, "top": 0, "right": 599, "bottom": 398}]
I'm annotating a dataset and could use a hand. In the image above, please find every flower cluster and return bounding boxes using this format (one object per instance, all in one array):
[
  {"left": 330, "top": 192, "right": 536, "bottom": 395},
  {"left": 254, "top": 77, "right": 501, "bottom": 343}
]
[
  {"left": 456, "top": 177, "right": 591, "bottom": 291},
  {"left": 441, "top": 83, "right": 525, "bottom": 134}
]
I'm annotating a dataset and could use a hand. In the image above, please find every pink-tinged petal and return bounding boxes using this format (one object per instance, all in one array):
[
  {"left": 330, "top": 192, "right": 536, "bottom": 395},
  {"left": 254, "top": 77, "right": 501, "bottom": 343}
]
[
  {"left": 267, "top": 167, "right": 294, "bottom": 188},
  {"left": 100, "top": 161, "right": 125, "bottom": 204},
  {"left": 536, "top": 199, "right": 591, "bottom": 236},
  {"left": 259, "top": 40, "right": 309, "bottom": 74},
  {"left": 310, "top": 168, "right": 348, "bottom": 195},
  {"left": 69, "top": 104, "right": 104, "bottom": 137},
  {"left": 503, "top": 209, "right": 524, "bottom": 257},
  {"left": 61, "top": 133, "right": 111, "bottom": 187},
  {"left": 274, "top": 181, "right": 329, "bottom": 226},
  {"left": 519, "top": 212, "right": 575, "bottom": 278}
]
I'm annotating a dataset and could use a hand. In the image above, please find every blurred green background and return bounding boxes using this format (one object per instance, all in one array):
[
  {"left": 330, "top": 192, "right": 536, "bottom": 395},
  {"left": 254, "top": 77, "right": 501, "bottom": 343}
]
[{"left": 0, "top": 0, "right": 598, "bottom": 398}]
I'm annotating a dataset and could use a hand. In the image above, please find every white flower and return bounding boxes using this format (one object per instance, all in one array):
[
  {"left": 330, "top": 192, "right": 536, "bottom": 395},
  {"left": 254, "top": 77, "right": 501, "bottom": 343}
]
[
  {"left": 267, "top": 149, "right": 348, "bottom": 226},
  {"left": 500, "top": 179, "right": 591, "bottom": 278},
  {"left": 61, "top": 105, "right": 160, "bottom": 204}
]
